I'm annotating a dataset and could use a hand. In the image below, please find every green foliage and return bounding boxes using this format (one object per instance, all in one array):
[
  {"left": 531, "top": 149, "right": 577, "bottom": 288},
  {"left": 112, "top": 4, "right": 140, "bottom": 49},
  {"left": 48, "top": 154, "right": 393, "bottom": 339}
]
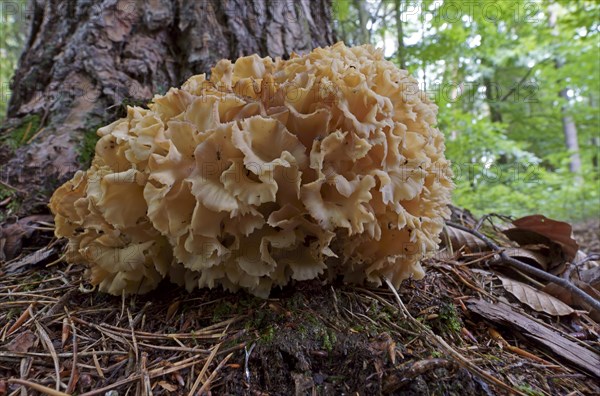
[
  {"left": 517, "top": 383, "right": 544, "bottom": 396},
  {"left": 0, "top": 1, "right": 597, "bottom": 222},
  {"left": 0, "top": 185, "right": 19, "bottom": 222},
  {"left": 78, "top": 128, "right": 100, "bottom": 168},
  {"left": 335, "top": 0, "right": 600, "bottom": 221},
  {"left": 321, "top": 329, "right": 337, "bottom": 352},
  {"left": 0, "top": 0, "right": 27, "bottom": 120},
  {"left": 438, "top": 303, "right": 462, "bottom": 334}
]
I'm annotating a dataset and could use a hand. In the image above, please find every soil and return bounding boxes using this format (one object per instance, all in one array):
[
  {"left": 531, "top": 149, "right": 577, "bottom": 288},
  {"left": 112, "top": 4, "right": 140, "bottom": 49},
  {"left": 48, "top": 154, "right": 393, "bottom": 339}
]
[
  {"left": 0, "top": 212, "right": 599, "bottom": 395},
  {"left": 573, "top": 219, "right": 600, "bottom": 254}
]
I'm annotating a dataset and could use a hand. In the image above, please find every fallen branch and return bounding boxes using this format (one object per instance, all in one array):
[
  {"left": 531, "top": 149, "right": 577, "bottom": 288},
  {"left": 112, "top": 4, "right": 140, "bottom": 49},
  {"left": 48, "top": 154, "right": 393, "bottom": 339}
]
[{"left": 446, "top": 221, "right": 600, "bottom": 313}]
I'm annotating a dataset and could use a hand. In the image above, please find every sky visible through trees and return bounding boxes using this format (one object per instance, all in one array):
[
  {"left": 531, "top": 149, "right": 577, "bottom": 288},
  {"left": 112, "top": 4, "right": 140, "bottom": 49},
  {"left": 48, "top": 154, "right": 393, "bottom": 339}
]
[{"left": 1, "top": 0, "right": 598, "bottom": 220}]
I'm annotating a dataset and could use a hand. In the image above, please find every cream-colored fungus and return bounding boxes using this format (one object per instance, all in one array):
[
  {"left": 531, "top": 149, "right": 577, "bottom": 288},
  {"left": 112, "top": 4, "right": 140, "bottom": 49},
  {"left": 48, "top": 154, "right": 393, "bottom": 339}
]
[{"left": 50, "top": 43, "right": 453, "bottom": 297}]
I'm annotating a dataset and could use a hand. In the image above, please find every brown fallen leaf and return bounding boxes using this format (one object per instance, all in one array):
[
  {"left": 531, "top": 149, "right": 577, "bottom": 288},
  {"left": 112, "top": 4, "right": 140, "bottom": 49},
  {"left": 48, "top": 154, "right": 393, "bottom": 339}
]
[
  {"left": 498, "top": 276, "right": 575, "bottom": 316},
  {"left": 502, "top": 229, "right": 564, "bottom": 274},
  {"left": 579, "top": 266, "right": 600, "bottom": 290},
  {"left": 444, "top": 224, "right": 489, "bottom": 253},
  {"left": 0, "top": 214, "right": 54, "bottom": 260},
  {"left": 0, "top": 221, "right": 29, "bottom": 261},
  {"left": 3, "top": 246, "right": 57, "bottom": 275},
  {"left": 6, "top": 330, "right": 37, "bottom": 353},
  {"left": 503, "top": 247, "right": 550, "bottom": 270},
  {"left": 543, "top": 266, "right": 600, "bottom": 320},
  {"left": 509, "top": 215, "right": 579, "bottom": 261},
  {"left": 166, "top": 300, "right": 181, "bottom": 322}
]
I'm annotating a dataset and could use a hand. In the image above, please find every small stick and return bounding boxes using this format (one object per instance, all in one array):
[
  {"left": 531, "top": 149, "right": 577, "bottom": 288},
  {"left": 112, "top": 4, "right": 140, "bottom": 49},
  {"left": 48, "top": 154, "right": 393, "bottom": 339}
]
[
  {"left": 0, "top": 179, "right": 27, "bottom": 194},
  {"left": 197, "top": 352, "right": 234, "bottom": 395},
  {"left": 189, "top": 343, "right": 221, "bottom": 396},
  {"left": 7, "top": 378, "right": 69, "bottom": 396},
  {"left": 65, "top": 311, "right": 78, "bottom": 394}
]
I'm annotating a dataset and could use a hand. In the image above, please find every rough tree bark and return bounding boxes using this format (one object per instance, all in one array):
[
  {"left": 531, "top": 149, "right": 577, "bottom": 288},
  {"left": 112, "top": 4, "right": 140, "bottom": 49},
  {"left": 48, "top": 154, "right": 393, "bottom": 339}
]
[{"left": 0, "top": 0, "right": 335, "bottom": 214}]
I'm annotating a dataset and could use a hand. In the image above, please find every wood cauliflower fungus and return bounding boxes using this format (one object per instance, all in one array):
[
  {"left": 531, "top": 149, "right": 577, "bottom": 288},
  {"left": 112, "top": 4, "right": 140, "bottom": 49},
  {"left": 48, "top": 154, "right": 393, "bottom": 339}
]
[{"left": 50, "top": 43, "right": 453, "bottom": 297}]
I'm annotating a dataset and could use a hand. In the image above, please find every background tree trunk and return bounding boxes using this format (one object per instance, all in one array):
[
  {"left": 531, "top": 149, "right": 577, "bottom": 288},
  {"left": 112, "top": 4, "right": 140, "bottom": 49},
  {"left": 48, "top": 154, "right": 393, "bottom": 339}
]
[
  {"left": 548, "top": 5, "right": 582, "bottom": 177},
  {"left": 394, "top": 0, "right": 405, "bottom": 70},
  {"left": 559, "top": 88, "right": 582, "bottom": 175},
  {"left": 353, "top": 0, "right": 370, "bottom": 44},
  {"left": 0, "top": 0, "right": 335, "bottom": 214}
]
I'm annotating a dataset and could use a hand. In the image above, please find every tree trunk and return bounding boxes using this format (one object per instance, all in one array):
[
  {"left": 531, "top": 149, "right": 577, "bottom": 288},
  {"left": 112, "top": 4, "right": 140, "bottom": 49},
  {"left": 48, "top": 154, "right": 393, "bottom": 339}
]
[
  {"left": 483, "top": 75, "right": 502, "bottom": 123},
  {"left": 353, "top": 0, "right": 370, "bottom": 45},
  {"left": 559, "top": 88, "right": 582, "bottom": 174},
  {"left": 394, "top": 0, "right": 405, "bottom": 69},
  {"left": 548, "top": 5, "right": 582, "bottom": 176},
  {"left": 0, "top": 0, "right": 335, "bottom": 214}
]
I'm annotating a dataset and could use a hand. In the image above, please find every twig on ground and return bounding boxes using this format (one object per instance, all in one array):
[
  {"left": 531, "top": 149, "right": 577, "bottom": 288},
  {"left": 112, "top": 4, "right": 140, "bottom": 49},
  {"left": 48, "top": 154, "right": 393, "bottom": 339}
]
[
  {"left": 33, "top": 316, "right": 61, "bottom": 392},
  {"left": 65, "top": 311, "right": 78, "bottom": 394},
  {"left": 244, "top": 342, "right": 256, "bottom": 383},
  {"left": 446, "top": 221, "right": 600, "bottom": 313},
  {"left": 0, "top": 179, "right": 27, "bottom": 195},
  {"left": 7, "top": 378, "right": 69, "bottom": 396},
  {"left": 564, "top": 253, "right": 600, "bottom": 280},
  {"left": 474, "top": 213, "right": 513, "bottom": 232},
  {"left": 197, "top": 352, "right": 234, "bottom": 395},
  {"left": 189, "top": 343, "right": 221, "bottom": 396}
]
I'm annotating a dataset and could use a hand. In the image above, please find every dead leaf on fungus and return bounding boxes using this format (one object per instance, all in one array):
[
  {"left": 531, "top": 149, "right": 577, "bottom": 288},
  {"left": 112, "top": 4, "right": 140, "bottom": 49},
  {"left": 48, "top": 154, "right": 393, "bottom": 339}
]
[{"left": 498, "top": 276, "right": 575, "bottom": 316}]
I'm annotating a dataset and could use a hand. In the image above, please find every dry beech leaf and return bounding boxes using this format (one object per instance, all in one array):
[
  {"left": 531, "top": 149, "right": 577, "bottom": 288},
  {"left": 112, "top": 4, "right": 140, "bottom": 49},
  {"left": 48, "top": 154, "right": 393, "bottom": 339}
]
[
  {"left": 510, "top": 215, "right": 579, "bottom": 261},
  {"left": 502, "top": 231, "right": 566, "bottom": 274},
  {"left": 503, "top": 247, "right": 550, "bottom": 270},
  {"left": 6, "top": 330, "right": 36, "bottom": 353},
  {"left": 579, "top": 266, "right": 600, "bottom": 290},
  {"left": 498, "top": 276, "right": 574, "bottom": 316},
  {"left": 543, "top": 266, "right": 600, "bottom": 320},
  {"left": 444, "top": 225, "right": 489, "bottom": 253},
  {"left": 166, "top": 300, "right": 181, "bottom": 322}
]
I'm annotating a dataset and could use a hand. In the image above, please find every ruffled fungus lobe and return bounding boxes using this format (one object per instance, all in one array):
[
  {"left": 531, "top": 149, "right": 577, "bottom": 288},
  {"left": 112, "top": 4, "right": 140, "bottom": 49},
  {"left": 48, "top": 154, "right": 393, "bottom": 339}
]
[{"left": 50, "top": 43, "right": 453, "bottom": 297}]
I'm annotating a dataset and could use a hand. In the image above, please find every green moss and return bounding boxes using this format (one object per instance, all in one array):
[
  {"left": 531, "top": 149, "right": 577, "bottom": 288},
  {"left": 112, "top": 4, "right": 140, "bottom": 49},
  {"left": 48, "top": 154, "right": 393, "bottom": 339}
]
[
  {"left": 77, "top": 128, "right": 100, "bottom": 168},
  {"left": 212, "top": 301, "right": 234, "bottom": 322},
  {"left": 6, "top": 307, "right": 20, "bottom": 321},
  {"left": 438, "top": 302, "right": 462, "bottom": 334},
  {"left": 298, "top": 324, "right": 309, "bottom": 338},
  {"left": 517, "top": 384, "right": 544, "bottom": 396},
  {"left": 0, "top": 186, "right": 20, "bottom": 222},
  {"left": 322, "top": 330, "right": 337, "bottom": 352},
  {"left": 0, "top": 114, "right": 41, "bottom": 150},
  {"left": 260, "top": 325, "right": 276, "bottom": 344}
]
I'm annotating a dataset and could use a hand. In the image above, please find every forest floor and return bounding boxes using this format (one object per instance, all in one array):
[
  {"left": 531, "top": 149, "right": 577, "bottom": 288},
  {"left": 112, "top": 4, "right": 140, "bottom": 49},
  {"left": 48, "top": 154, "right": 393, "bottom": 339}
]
[{"left": 0, "top": 210, "right": 599, "bottom": 395}]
